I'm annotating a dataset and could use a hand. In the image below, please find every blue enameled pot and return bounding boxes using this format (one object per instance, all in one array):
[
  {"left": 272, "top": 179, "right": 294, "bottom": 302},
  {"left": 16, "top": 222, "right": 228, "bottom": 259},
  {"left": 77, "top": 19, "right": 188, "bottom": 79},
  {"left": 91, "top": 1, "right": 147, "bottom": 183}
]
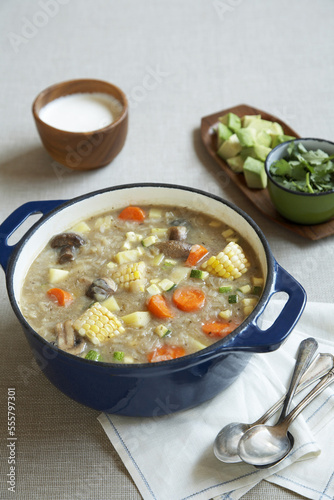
[{"left": 0, "top": 184, "right": 306, "bottom": 416}]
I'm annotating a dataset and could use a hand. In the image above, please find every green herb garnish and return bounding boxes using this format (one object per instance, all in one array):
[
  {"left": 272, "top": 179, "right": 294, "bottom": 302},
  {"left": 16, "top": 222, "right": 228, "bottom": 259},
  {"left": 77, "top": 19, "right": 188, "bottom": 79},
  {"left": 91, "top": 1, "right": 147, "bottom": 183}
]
[{"left": 269, "top": 141, "right": 334, "bottom": 193}]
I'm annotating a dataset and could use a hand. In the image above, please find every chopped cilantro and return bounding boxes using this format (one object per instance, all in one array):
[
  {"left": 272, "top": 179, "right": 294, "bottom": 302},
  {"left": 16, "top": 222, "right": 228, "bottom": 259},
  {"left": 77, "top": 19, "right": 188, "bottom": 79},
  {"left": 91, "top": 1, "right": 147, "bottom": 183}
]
[{"left": 269, "top": 141, "right": 334, "bottom": 193}]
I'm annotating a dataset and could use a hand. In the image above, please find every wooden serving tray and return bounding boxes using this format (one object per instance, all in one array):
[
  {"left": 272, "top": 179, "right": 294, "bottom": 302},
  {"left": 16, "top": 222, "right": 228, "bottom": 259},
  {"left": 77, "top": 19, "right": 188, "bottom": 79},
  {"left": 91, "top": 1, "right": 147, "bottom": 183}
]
[{"left": 201, "top": 104, "right": 334, "bottom": 240}]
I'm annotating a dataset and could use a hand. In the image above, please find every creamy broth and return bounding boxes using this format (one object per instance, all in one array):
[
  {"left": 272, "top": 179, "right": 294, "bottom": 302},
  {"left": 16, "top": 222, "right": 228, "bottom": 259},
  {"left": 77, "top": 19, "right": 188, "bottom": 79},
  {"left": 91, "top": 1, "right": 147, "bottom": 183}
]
[{"left": 20, "top": 205, "right": 264, "bottom": 363}]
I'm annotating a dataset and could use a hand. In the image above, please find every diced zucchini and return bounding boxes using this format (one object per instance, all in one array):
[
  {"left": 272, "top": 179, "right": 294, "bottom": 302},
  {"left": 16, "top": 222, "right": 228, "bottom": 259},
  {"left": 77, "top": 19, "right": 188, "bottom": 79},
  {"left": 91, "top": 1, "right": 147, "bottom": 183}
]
[
  {"left": 85, "top": 350, "right": 101, "bottom": 361},
  {"left": 94, "top": 215, "right": 114, "bottom": 232},
  {"left": 158, "top": 279, "right": 176, "bottom": 291},
  {"left": 228, "top": 294, "right": 238, "bottom": 304},
  {"left": 147, "top": 284, "right": 161, "bottom": 296},
  {"left": 48, "top": 268, "right": 69, "bottom": 284},
  {"left": 122, "top": 240, "right": 132, "bottom": 250},
  {"left": 209, "top": 220, "right": 221, "bottom": 227},
  {"left": 219, "top": 286, "right": 232, "bottom": 294},
  {"left": 164, "top": 259, "right": 177, "bottom": 267},
  {"left": 170, "top": 266, "right": 191, "bottom": 284},
  {"left": 154, "top": 324, "right": 171, "bottom": 338},
  {"left": 244, "top": 305, "right": 255, "bottom": 316},
  {"left": 102, "top": 296, "right": 120, "bottom": 312},
  {"left": 113, "top": 351, "right": 125, "bottom": 361},
  {"left": 219, "top": 309, "right": 232, "bottom": 320},
  {"left": 188, "top": 337, "right": 209, "bottom": 352},
  {"left": 151, "top": 227, "right": 168, "bottom": 237},
  {"left": 70, "top": 221, "right": 91, "bottom": 233},
  {"left": 242, "top": 298, "right": 257, "bottom": 307},
  {"left": 222, "top": 228, "right": 234, "bottom": 238},
  {"left": 126, "top": 231, "right": 141, "bottom": 241},
  {"left": 253, "top": 286, "right": 262, "bottom": 296},
  {"left": 142, "top": 235, "right": 158, "bottom": 247},
  {"left": 149, "top": 208, "right": 162, "bottom": 219},
  {"left": 151, "top": 253, "right": 164, "bottom": 266},
  {"left": 123, "top": 355, "right": 135, "bottom": 364},
  {"left": 114, "top": 248, "right": 143, "bottom": 264},
  {"left": 252, "top": 277, "right": 264, "bottom": 286},
  {"left": 225, "top": 237, "right": 239, "bottom": 243},
  {"left": 190, "top": 269, "right": 209, "bottom": 280},
  {"left": 121, "top": 311, "right": 151, "bottom": 327},
  {"left": 238, "top": 284, "right": 251, "bottom": 294}
]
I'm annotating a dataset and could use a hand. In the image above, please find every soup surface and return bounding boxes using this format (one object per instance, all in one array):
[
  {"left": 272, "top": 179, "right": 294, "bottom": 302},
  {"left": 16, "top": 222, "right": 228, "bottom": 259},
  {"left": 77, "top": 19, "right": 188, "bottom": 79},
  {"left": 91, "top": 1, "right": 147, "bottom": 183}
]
[{"left": 21, "top": 205, "right": 264, "bottom": 363}]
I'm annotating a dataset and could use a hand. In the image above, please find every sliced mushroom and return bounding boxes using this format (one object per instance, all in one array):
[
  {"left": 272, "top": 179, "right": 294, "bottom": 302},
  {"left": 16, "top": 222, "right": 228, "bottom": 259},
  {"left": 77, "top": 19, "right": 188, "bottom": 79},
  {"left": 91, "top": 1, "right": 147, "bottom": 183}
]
[
  {"left": 50, "top": 233, "right": 86, "bottom": 264},
  {"left": 50, "top": 233, "right": 85, "bottom": 249},
  {"left": 58, "top": 245, "right": 76, "bottom": 264},
  {"left": 86, "top": 278, "right": 117, "bottom": 302},
  {"left": 55, "top": 320, "right": 86, "bottom": 355},
  {"left": 155, "top": 240, "right": 192, "bottom": 259},
  {"left": 168, "top": 225, "right": 188, "bottom": 241}
]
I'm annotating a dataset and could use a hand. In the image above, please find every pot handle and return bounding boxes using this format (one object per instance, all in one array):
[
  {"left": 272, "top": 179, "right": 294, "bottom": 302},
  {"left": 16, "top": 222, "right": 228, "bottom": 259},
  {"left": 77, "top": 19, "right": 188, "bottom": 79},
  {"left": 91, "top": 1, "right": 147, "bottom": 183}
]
[
  {"left": 0, "top": 200, "right": 66, "bottom": 272},
  {"left": 220, "top": 261, "right": 306, "bottom": 353}
]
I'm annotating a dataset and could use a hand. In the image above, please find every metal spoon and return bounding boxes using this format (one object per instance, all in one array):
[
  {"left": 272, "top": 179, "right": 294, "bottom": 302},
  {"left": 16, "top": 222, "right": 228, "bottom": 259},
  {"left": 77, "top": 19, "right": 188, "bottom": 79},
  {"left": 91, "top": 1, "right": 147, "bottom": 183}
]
[
  {"left": 214, "top": 348, "right": 332, "bottom": 464},
  {"left": 214, "top": 338, "right": 319, "bottom": 463},
  {"left": 238, "top": 366, "right": 334, "bottom": 467}
]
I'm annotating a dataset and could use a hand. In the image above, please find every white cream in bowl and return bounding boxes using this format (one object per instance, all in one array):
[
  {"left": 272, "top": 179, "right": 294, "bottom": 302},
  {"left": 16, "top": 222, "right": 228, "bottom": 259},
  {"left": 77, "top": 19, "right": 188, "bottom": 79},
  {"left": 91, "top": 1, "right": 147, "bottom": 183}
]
[{"left": 38, "top": 92, "right": 124, "bottom": 132}]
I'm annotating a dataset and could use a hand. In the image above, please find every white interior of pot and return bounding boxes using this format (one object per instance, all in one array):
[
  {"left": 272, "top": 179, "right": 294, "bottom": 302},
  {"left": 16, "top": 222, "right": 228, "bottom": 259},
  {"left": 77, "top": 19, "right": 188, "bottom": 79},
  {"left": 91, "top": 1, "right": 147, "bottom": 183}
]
[{"left": 11, "top": 186, "right": 268, "bottom": 308}]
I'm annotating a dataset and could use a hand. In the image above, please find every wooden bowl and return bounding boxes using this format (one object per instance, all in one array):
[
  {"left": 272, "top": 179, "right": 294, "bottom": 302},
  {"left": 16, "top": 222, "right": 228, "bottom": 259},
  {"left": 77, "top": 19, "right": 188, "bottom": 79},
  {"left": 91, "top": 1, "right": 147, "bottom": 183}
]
[{"left": 32, "top": 79, "right": 128, "bottom": 171}]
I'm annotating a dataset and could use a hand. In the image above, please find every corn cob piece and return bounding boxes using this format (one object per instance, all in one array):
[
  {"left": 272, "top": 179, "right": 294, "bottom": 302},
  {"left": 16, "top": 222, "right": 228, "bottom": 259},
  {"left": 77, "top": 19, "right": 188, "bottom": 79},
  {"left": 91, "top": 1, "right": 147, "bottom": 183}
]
[
  {"left": 201, "top": 241, "right": 249, "bottom": 280},
  {"left": 111, "top": 261, "right": 146, "bottom": 289},
  {"left": 73, "top": 302, "right": 125, "bottom": 345}
]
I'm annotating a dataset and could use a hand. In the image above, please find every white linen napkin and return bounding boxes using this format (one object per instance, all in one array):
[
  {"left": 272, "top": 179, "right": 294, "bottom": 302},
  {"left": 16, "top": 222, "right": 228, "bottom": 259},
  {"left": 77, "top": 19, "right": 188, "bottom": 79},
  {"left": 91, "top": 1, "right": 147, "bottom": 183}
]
[{"left": 98, "top": 301, "right": 334, "bottom": 500}]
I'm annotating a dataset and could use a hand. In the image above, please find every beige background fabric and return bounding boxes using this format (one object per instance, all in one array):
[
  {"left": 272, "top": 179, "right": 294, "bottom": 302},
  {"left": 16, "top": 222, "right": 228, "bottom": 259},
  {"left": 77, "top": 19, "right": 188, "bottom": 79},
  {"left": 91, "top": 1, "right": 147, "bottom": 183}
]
[{"left": 0, "top": 0, "right": 333, "bottom": 498}]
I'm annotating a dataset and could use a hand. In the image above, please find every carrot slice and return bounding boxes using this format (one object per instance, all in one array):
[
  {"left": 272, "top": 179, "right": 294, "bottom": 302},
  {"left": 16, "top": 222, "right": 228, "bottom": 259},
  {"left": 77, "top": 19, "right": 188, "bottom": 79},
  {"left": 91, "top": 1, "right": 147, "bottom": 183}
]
[
  {"left": 173, "top": 287, "right": 205, "bottom": 312},
  {"left": 147, "top": 345, "right": 186, "bottom": 363},
  {"left": 47, "top": 288, "right": 73, "bottom": 306},
  {"left": 202, "top": 321, "right": 239, "bottom": 338},
  {"left": 185, "top": 244, "right": 208, "bottom": 267},
  {"left": 147, "top": 294, "right": 174, "bottom": 319},
  {"left": 118, "top": 206, "right": 146, "bottom": 222}
]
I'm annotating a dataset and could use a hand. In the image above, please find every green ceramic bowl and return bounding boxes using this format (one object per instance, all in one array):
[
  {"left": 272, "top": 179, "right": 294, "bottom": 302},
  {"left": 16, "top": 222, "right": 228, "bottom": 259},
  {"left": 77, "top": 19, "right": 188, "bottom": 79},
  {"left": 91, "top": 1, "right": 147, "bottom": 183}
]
[{"left": 265, "top": 138, "right": 334, "bottom": 225}]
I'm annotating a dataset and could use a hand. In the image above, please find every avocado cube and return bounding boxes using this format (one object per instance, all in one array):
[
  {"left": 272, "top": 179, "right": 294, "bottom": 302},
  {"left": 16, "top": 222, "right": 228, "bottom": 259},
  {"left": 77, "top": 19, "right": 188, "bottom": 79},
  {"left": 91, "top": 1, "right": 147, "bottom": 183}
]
[
  {"left": 256, "top": 130, "right": 272, "bottom": 147},
  {"left": 227, "top": 113, "right": 241, "bottom": 132},
  {"left": 245, "top": 118, "right": 268, "bottom": 133},
  {"left": 271, "top": 134, "right": 296, "bottom": 148},
  {"left": 227, "top": 155, "right": 244, "bottom": 173},
  {"left": 243, "top": 157, "right": 267, "bottom": 189},
  {"left": 247, "top": 119, "right": 284, "bottom": 137},
  {"left": 269, "top": 122, "right": 284, "bottom": 136},
  {"left": 219, "top": 113, "right": 241, "bottom": 132},
  {"left": 242, "top": 115, "right": 261, "bottom": 127},
  {"left": 217, "top": 134, "right": 242, "bottom": 160},
  {"left": 217, "top": 122, "right": 233, "bottom": 148},
  {"left": 240, "top": 144, "right": 271, "bottom": 162},
  {"left": 236, "top": 127, "right": 256, "bottom": 147},
  {"left": 253, "top": 144, "right": 271, "bottom": 161}
]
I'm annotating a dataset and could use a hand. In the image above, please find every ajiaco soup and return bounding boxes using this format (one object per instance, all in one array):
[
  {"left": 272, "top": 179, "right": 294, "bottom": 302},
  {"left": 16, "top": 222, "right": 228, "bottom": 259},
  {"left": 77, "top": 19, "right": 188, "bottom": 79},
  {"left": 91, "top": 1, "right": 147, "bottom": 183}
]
[{"left": 21, "top": 205, "right": 264, "bottom": 363}]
